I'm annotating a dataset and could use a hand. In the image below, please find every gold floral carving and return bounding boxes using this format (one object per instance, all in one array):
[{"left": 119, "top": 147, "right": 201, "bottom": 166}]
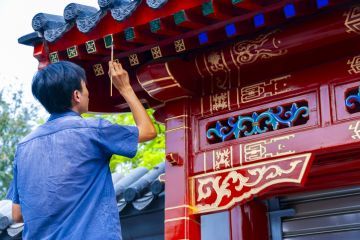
[
  {"left": 205, "top": 51, "right": 231, "bottom": 91},
  {"left": 349, "top": 121, "right": 360, "bottom": 140},
  {"left": 244, "top": 134, "right": 295, "bottom": 162},
  {"left": 213, "top": 147, "right": 232, "bottom": 170},
  {"left": 231, "top": 30, "right": 287, "bottom": 65},
  {"left": 344, "top": 5, "right": 360, "bottom": 35},
  {"left": 192, "top": 153, "right": 312, "bottom": 213},
  {"left": 347, "top": 55, "right": 360, "bottom": 74},
  {"left": 208, "top": 52, "right": 224, "bottom": 72},
  {"left": 212, "top": 92, "right": 228, "bottom": 111},
  {"left": 241, "top": 75, "right": 292, "bottom": 103}
]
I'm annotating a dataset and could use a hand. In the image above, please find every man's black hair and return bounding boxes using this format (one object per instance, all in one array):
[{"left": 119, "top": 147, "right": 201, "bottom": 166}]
[{"left": 32, "top": 61, "right": 86, "bottom": 114}]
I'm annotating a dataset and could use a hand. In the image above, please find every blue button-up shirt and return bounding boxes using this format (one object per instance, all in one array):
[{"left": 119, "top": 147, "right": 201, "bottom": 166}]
[{"left": 7, "top": 111, "right": 138, "bottom": 239}]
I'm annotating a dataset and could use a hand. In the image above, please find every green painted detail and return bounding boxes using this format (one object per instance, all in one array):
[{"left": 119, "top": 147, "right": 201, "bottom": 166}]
[
  {"left": 85, "top": 40, "right": 97, "bottom": 53},
  {"left": 125, "top": 27, "right": 135, "bottom": 41},
  {"left": 104, "top": 34, "right": 113, "bottom": 48},
  {"left": 174, "top": 10, "right": 186, "bottom": 25},
  {"left": 202, "top": 1, "right": 214, "bottom": 16},
  {"left": 232, "top": 0, "right": 243, "bottom": 4},
  {"left": 150, "top": 18, "right": 161, "bottom": 32},
  {"left": 67, "top": 46, "right": 78, "bottom": 58},
  {"left": 49, "top": 52, "right": 59, "bottom": 63}
]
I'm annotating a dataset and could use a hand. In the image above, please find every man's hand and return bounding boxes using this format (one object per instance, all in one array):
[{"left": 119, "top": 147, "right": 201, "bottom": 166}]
[
  {"left": 108, "top": 61, "right": 157, "bottom": 142},
  {"left": 108, "top": 61, "right": 132, "bottom": 95}
]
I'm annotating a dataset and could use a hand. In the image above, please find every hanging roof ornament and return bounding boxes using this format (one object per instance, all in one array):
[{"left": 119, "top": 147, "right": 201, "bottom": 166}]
[
  {"left": 146, "top": 0, "right": 168, "bottom": 9},
  {"left": 110, "top": 0, "right": 142, "bottom": 22}
]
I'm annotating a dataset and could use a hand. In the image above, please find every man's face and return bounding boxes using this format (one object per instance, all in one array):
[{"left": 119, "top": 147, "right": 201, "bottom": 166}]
[{"left": 79, "top": 80, "right": 89, "bottom": 114}]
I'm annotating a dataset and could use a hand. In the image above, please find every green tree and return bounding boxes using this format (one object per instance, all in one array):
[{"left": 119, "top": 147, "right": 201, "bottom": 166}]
[
  {"left": 0, "top": 88, "right": 37, "bottom": 198},
  {"left": 82, "top": 109, "right": 165, "bottom": 174}
]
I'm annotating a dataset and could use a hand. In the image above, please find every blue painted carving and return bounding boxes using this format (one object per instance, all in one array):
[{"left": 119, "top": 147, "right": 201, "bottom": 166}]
[
  {"left": 32, "top": 13, "right": 65, "bottom": 32},
  {"left": 44, "top": 24, "right": 74, "bottom": 42},
  {"left": 98, "top": 0, "right": 113, "bottom": 9},
  {"left": 146, "top": 0, "right": 168, "bottom": 9},
  {"left": 207, "top": 103, "right": 309, "bottom": 142},
  {"left": 111, "top": 0, "right": 142, "bottom": 22},
  {"left": 32, "top": 13, "right": 70, "bottom": 42},
  {"left": 64, "top": 3, "right": 98, "bottom": 22},
  {"left": 345, "top": 86, "right": 360, "bottom": 109},
  {"left": 76, "top": 11, "right": 106, "bottom": 33}
]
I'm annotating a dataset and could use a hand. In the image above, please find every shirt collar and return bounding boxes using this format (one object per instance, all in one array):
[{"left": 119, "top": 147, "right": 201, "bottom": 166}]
[{"left": 48, "top": 111, "right": 81, "bottom": 122}]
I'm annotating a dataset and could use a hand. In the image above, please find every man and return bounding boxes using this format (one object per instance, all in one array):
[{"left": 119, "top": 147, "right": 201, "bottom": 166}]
[{"left": 6, "top": 61, "right": 157, "bottom": 239}]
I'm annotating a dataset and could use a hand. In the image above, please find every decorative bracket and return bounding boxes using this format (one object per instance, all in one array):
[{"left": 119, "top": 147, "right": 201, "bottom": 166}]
[{"left": 190, "top": 153, "right": 313, "bottom": 214}]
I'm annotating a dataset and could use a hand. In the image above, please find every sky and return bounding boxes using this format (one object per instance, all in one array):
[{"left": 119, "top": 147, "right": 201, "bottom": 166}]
[{"left": 0, "top": 0, "right": 98, "bottom": 115}]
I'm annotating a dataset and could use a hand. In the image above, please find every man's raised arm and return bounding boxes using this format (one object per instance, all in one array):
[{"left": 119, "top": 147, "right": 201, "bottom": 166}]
[{"left": 108, "top": 61, "right": 157, "bottom": 142}]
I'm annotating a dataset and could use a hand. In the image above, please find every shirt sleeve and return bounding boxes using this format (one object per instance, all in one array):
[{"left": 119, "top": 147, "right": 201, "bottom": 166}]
[
  {"left": 98, "top": 119, "right": 139, "bottom": 158},
  {"left": 6, "top": 163, "right": 20, "bottom": 204}
]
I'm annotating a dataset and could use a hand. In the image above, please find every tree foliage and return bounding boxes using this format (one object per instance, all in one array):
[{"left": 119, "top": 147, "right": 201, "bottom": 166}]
[
  {"left": 0, "top": 89, "right": 37, "bottom": 198},
  {"left": 82, "top": 109, "right": 165, "bottom": 174}
]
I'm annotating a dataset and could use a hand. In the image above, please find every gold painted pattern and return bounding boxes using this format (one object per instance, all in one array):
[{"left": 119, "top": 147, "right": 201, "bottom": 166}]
[
  {"left": 213, "top": 147, "right": 233, "bottom": 170},
  {"left": 165, "top": 115, "right": 188, "bottom": 121},
  {"left": 151, "top": 46, "right": 162, "bottom": 59},
  {"left": 212, "top": 92, "right": 229, "bottom": 111},
  {"left": 244, "top": 135, "right": 295, "bottom": 162},
  {"left": 141, "top": 77, "right": 174, "bottom": 87},
  {"left": 165, "top": 126, "right": 190, "bottom": 133},
  {"left": 174, "top": 39, "right": 186, "bottom": 52},
  {"left": 344, "top": 5, "right": 360, "bottom": 35},
  {"left": 147, "top": 83, "right": 180, "bottom": 94},
  {"left": 347, "top": 55, "right": 360, "bottom": 74},
  {"left": 129, "top": 53, "right": 139, "bottom": 66},
  {"left": 349, "top": 121, "right": 360, "bottom": 139},
  {"left": 93, "top": 64, "right": 104, "bottom": 76},
  {"left": 241, "top": 75, "right": 292, "bottom": 103},
  {"left": 231, "top": 30, "right": 287, "bottom": 65},
  {"left": 205, "top": 51, "right": 231, "bottom": 91}
]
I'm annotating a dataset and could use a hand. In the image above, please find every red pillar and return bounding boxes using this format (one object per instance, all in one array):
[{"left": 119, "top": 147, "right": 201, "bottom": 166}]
[
  {"left": 164, "top": 98, "right": 201, "bottom": 240},
  {"left": 230, "top": 200, "right": 269, "bottom": 240}
]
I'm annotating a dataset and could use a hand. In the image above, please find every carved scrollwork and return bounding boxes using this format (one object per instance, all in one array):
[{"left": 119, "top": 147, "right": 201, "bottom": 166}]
[
  {"left": 197, "top": 160, "right": 301, "bottom": 205},
  {"left": 207, "top": 103, "right": 309, "bottom": 142},
  {"left": 192, "top": 153, "right": 312, "bottom": 213},
  {"left": 231, "top": 30, "right": 287, "bottom": 65}
]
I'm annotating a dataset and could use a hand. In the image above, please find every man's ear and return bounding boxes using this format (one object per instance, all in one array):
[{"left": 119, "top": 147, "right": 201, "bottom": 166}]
[{"left": 72, "top": 90, "right": 81, "bottom": 104}]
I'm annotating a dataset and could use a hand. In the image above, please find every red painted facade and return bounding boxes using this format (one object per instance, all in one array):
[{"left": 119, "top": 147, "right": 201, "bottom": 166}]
[{"left": 24, "top": 0, "right": 360, "bottom": 239}]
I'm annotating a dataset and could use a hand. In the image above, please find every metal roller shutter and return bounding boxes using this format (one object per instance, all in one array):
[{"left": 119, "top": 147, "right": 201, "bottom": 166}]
[{"left": 279, "top": 186, "right": 360, "bottom": 240}]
